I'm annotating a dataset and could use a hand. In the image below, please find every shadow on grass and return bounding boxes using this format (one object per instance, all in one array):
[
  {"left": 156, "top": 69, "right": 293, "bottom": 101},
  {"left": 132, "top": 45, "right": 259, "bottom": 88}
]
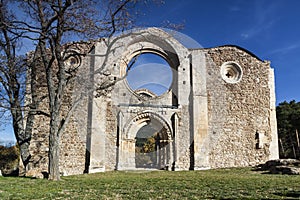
[
  {"left": 251, "top": 166, "right": 272, "bottom": 175},
  {"left": 273, "top": 191, "right": 300, "bottom": 198},
  {"left": 1, "top": 168, "right": 19, "bottom": 177}
]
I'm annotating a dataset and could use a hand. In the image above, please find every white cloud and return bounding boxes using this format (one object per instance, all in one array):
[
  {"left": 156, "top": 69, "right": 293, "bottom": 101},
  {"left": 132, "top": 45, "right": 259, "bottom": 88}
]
[
  {"left": 241, "top": 33, "right": 249, "bottom": 39},
  {"left": 267, "top": 43, "right": 300, "bottom": 56},
  {"left": 229, "top": 6, "right": 240, "bottom": 12},
  {"left": 240, "top": 1, "right": 280, "bottom": 40},
  {"left": 240, "top": 17, "right": 276, "bottom": 39}
]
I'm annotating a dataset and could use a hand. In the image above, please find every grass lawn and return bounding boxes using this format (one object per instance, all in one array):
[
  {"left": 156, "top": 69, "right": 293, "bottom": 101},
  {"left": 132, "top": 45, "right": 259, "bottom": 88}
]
[{"left": 0, "top": 168, "right": 299, "bottom": 199}]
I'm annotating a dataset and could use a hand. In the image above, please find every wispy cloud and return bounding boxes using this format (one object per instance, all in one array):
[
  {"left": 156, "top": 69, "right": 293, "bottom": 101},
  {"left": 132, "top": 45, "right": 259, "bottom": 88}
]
[
  {"left": 229, "top": 6, "right": 240, "bottom": 12},
  {"left": 241, "top": 20, "right": 276, "bottom": 39},
  {"left": 266, "top": 43, "right": 300, "bottom": 56},
  {"left": 240, "top": 0, "right": 280, "bottom": 40}
]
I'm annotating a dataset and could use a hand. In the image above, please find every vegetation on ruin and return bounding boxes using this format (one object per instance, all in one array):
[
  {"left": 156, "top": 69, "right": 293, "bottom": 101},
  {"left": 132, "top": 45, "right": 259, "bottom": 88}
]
[{"left": 0, "top": 168, "right": 299, "bottom": 199}]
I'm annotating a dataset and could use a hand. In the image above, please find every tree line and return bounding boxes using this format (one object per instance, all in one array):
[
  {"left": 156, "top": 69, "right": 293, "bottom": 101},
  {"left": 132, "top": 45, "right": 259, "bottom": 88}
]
[{"left": 276, "top": 100, "right": 300, "bottom": 159}]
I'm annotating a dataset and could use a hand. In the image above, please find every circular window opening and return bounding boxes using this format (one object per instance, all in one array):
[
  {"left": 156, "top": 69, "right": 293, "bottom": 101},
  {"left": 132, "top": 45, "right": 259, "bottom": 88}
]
[
  {"left": 64, "top": 51, "right": 81, "bottom": 67},
  {"left": 220, "top": 61, "right": 243, "bottom": 84},
  {"left": 126, "top": 53, "right": 173, "bottom": 97}
]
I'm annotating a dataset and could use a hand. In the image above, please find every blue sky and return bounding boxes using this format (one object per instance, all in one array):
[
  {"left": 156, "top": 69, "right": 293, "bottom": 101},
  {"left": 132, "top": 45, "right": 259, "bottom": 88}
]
[
  {"left": 1, "top": 0, "right": 300, "bottom": 141},
  {"left": 127, "top": 53, "right": 172, "bottom": 96},
  {"left": 137, "top": 0, "right": 300, "bottom": 104}
]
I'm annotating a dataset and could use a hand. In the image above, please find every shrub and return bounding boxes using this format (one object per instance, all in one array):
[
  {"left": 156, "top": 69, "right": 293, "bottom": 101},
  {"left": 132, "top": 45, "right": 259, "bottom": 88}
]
[{"left": 0, "top": 145, "right": 20, "bottom": 176}]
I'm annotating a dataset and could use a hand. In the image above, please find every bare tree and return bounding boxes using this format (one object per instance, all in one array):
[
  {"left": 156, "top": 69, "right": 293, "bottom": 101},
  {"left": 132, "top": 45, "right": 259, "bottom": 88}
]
[
  {"left": 1, "top": 0, "right": 164, "bottom": 181},
  {"left": 14, "top": 0, "right": 151, "bottom": 181},
  {"left": 0, "top": 0, "right": 37, "bottom": 172}
]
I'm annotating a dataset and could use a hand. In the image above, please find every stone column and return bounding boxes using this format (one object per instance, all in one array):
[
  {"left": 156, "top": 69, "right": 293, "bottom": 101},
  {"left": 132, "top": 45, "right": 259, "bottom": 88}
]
[
  {"left": 191, "top": 50, "right": 210, "bottom": 169},
  {"left": 268, "top": 67, "right": 279, "bottom": 160},
  {"left": 173, "top": 113, "right": 179, "bottom": 170},
  {"left": 166, "top": 140, "right": 171, "bottom": 170},
  {"left": 89, "top": 98, "right": 107, "bottom": 173},
  {"left": 118, "top": 139, "right": 136, "bottom": 170}
]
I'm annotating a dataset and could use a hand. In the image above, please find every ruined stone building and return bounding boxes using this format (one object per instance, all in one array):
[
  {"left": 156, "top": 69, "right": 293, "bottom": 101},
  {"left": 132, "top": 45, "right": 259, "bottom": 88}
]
[{"left": 28, "top": 28, "right": 279, "bottom": 176}]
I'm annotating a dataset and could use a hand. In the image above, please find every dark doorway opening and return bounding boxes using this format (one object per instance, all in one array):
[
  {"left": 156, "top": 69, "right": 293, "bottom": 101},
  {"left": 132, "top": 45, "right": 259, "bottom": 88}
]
[{"left": 135, "top": 119, "right": 170, "bottom": 169}]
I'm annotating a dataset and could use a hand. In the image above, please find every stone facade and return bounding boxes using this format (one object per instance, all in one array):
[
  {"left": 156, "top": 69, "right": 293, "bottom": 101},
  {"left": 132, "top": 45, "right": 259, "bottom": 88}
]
[{"left": 28, "top": 28, "right": 279, "bottom": 176}]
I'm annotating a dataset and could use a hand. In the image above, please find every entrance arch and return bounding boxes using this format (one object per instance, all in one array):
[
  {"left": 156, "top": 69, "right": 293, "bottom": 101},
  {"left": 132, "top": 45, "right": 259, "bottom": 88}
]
[
  {"left": 118, "top": 111, "right": 173, "bottom": 170},
  {"left": 135, "top": 117, "right": 170, "bottom": 169}
]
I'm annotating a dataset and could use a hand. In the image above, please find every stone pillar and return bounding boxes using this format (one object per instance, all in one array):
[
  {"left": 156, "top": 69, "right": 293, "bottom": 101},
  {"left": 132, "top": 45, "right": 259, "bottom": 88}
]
[
  {"left": 89, "top": 98, "right": 107, "bottom": 173},
  {"left": 117, "top": 112, "right": 145, "bottom": 170},
  {"left": 191, "top": 50, "right": 210, "bottom": 169},
  {"left": 116, "top": 111, "right": 122, "bottom": 170},
  {"left": 268, "top": 67, "right": 279, "bottom": 160},
  {"left": 167, "top": 140, "right": 171, "bottom": 170},
  {"left": 161, "top": 141, "right": 165, "bottom": 168},
  {"left": 118, "top": 139, "right": 136, "bottom": 170},
  {"left": 173, "top": 113, "right": 179, "bottom": 170}
]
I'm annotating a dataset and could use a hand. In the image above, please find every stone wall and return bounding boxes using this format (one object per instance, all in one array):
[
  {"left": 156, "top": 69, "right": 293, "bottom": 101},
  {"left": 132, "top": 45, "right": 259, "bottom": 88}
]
[
  {"left": 205, "top": 46, "right": 275, "bottom": 168},
  {"left": 174, "top": 106, "right": 192, "bottom": 170},
  {"left": 28, "top": 42, "right": 93, "bottom": 177},
  {"left": 27, "top": 28, "right": 278, "bottom": 176}
]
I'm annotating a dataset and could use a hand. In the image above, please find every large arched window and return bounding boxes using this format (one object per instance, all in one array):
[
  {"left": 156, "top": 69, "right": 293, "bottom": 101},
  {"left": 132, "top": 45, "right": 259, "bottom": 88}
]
[{"left": 126, "top": 53, "right": 173, "bottom": 97}]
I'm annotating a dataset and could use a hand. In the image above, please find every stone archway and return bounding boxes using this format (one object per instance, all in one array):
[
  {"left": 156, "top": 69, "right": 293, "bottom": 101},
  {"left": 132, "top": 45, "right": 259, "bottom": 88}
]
[
  {"left": 135, "top": 117, "right": 170, "bottom": 169},
  {"left": 117, "top": 111, "right": 173, "bottom": 170}
]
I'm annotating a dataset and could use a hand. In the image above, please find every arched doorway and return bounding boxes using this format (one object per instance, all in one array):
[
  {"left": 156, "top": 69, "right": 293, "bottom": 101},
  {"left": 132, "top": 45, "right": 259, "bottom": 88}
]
[
  {"left": 135, "top": 118, "right": 170, "bottom": 169},
  {"left": 118, "top": 112, "right": 173, "bottom": 170}
]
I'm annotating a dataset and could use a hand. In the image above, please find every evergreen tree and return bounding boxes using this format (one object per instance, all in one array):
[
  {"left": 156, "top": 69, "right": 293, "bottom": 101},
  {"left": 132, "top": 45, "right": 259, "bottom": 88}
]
[{"left": 276, "top": 100, "right": 300, "bottom": 159}]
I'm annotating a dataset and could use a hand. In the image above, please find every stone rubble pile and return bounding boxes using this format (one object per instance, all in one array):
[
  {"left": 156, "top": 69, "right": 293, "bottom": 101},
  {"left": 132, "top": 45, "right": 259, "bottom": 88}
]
[{"left": 255, "top": 159, "right": 300, "bottom": 175}]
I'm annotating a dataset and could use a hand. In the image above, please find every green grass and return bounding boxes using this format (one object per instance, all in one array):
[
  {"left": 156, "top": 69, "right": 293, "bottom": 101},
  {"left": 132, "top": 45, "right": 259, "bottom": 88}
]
[{"left": 0, "top": 168, "right": 299, "bottom": 199}]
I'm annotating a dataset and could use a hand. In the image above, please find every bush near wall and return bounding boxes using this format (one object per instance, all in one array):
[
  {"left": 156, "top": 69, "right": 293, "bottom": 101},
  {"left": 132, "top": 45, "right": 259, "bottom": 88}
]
[{"left": 0, "top": 145, "right": 19, "bottom": 176}]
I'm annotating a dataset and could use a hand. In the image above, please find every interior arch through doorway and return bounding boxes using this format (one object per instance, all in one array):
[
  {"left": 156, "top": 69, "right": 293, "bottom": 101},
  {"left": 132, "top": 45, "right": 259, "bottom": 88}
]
[
  {"left": 135, "top": 117, "right": 170, "bottom": 169},
  {"left": 123, "top": 112, "right": 173, "bottom": 170}
]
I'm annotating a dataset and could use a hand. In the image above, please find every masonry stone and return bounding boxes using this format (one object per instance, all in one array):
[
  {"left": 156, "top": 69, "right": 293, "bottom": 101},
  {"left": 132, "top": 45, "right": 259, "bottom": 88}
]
[
  {"left": 28, "top": 28, "right": 279, "bottom": 176},
  {"left": 256, "top": 159, "right": 300, "bottom": 175}
]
